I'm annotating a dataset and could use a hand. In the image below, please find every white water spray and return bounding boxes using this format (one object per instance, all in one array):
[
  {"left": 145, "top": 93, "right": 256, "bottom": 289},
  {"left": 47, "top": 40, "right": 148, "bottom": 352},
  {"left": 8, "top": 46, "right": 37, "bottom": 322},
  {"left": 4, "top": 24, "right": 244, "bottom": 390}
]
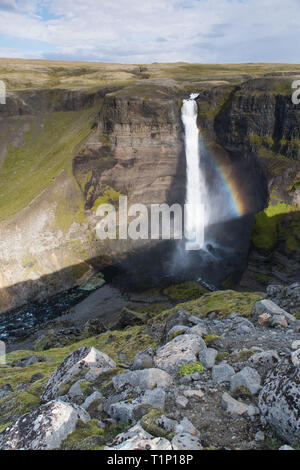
[{"left": 182, "top": 94, "right": 206, "bottom": 251}]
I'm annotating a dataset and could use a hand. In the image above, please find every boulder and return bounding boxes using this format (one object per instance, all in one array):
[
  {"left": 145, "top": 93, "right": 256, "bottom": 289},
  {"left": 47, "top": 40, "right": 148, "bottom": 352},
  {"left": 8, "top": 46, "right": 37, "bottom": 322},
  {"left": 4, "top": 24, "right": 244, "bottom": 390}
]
[
  {"left": 254, "top": 300, "right": 295, "bottom": 326},
  {"left": 112, "top": 368, "right": 172, "bottom": 392},
  {"left": 104, "top": 424, "right": 172, "bottom": 450},
  {"left": 230, "top": 367, "right": 261, "bottom": 395},
  {"left": 249, "top": 350, "right": 279, "bottom": 373},
  {"left": 132, "top": 348, "right": 155, "bottom": 370},
  {"left": 154, "top": 334, "right": 206, "bottom": 375},
  {"left": 259, "top": 357, "right": 300, "bottom": 446},
  {"left": 0, "top": 400, "right": 90, "bottom": 450},
  {"left": 198, "top": 348, "right": 218, "bottom": 369},
  {"left": 212, "top": 362, "right": 235, "bottom": 384},
  {"left": 172, "top": 433, "right": 203, "bottom": 450},
  {"left": 41, "top": 347, "right": 116, "bottom": 402},
  {"left": 221, "top": 392, "right": 249, "bottom": 416}
]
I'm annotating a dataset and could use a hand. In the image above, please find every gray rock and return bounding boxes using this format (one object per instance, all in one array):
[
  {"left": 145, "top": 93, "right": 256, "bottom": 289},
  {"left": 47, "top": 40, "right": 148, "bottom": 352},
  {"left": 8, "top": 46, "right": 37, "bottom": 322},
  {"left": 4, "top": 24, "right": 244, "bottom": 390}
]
[
  {"left": 14, "top": 383, "right": 29, "bottom": 392},
  {"left": 254, "top": 300, "right": 295, "bottom": 325},
  {"left": 157, "top": 415, "right": 178, "bottom": 432},
  {"left": 154, "top": 334, "right": 206, "bottom": 375},
  {"left": 291, "top": 349, "right": 300, "bottom": 367},
  {"left": 0, "top": 400, "right": 90, "bottom": 450},
  {"left": 109, "top": 401, "right": 134, "bottom": 423},
  {"left": 172, "top": 433, "right": 203, "bottom": 450},
  {"left": 249, "top": 350, "right": 279, "bottom": 372},
  {"left": 212, "top": 362, "right": 235, "bottom": 384},
  {"left": 141, "top": 388, "right": 166, "bottom": 409},
  {"left": 255, "top": 431, "right": 265, "bottom": 442},
  {"left": 279, "top": 445, "right": 294, "bottom": 451},
  {"left": 82, "top": 391, "right": 103, "bottom": 411},
  {"left": 132, "top": 348, "right": 155, "bottom": 370},
  {"left": 175, "top": 417, "right": 199, "bottom": 436},
  {"left": 167, "top": 325, "right": 189, "bottom": 341},
  {"left": 230, "top": 367, "right": 261, "bottom": 395},
  {"left": 175, "top": 395, "right": 189, "bottom": 408},
  {"left": 30, "top": 372, "right": 44, "bottom": 383},
  {"left": 0, "top": 384, "right": 12, "bottom": 399},
  {"left": 67, "top": 380, "right": 84, "bottom": 398},
  {"left": 198, "top": 348, "right": 217, "bottom": 369},
  {"left": 259, "top": 358, "right": 300, "bottom": 446},
  {"left": 186, "top": 325, "right": 208, "bottom": 337},
  {"left": 221, "top": 392, "right": 249, "bottom": 416},
  {"left": 104, "top": 424, "right": 172, "bottom": 450},
  {"left": 112, "top": 368, "right": 172, "bottom": 392},
  {"left": 291, "top": 340, "right": 300, "bottom": 350},
  {"left": 41, "top": 347, "right": 116, "bottom": 402}
]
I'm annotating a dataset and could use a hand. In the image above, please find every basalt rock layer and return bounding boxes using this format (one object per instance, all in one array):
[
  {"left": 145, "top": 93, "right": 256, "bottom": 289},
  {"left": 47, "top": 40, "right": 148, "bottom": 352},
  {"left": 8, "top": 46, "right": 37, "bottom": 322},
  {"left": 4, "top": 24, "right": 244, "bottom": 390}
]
[{"left": 0, "top": 76, "right": 299, "bottom": 312}]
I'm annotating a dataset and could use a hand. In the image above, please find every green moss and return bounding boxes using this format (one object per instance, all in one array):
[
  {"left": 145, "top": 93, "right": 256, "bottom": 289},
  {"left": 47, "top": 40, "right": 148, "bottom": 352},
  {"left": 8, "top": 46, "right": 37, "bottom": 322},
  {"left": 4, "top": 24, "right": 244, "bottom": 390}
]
[
  {"left": 203, "top": 335, "right": 221, "bottom": 347},
  {"left": 252, "top": 202, "right": 299, "bottom": 252},
  {"left": 0, "top": 107, "right": 97, "bottom": 221},
  {"left": 163, "top": 281, "right": 208, "bottom": 302},
  {"left": 60, "top": 419, "right": 106, "bottom": 450},
  {"left": 178, "top": 362, "right": 204, "bottom": 376},
  {"left": 232, "top": 385, "right": 251, "bottom": 399},
  {"left": 169, "top": 329, "right": 187, "bottom": 341},
  {"left": 141, "top": 409, "right": 173, "bottom": 439},
  {"left": 92, "top": 185, "right": 124, "bottom": 210},
  {"left": 0, "top": 390, "right": 40, "bottom": 431}
]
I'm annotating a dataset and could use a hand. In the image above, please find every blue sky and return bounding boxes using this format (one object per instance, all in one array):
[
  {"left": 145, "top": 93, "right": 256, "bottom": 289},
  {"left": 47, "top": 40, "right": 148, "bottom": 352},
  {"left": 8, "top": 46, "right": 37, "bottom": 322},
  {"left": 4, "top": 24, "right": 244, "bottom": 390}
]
[{"left": 0, "top": 0, "right": 299, "bottom": 63}]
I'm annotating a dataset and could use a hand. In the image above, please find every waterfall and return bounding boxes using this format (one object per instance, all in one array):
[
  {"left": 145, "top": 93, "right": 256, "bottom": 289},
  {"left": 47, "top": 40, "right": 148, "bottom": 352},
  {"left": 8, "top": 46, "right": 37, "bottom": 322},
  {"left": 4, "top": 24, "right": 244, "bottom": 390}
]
[{"left": 181, "top": 93, "right": 206, "bottom": 251}]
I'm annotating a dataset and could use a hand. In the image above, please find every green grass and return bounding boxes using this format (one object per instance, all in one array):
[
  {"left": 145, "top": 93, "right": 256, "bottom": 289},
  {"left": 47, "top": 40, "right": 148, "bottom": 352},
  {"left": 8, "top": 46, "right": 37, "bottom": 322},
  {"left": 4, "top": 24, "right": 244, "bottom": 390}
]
[
  {"left": 0, "top": 107, "right": 98, "bottom": 220},
  {"left": 179, "top": 362, "right": 204, "bottom": 376}
]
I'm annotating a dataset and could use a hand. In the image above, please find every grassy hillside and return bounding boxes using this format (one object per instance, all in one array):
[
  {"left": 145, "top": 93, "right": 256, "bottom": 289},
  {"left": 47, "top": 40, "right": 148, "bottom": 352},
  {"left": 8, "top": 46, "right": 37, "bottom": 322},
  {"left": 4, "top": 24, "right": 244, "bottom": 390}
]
[{"left": 1, "top": 59, "right": 300, "bottom": 91}]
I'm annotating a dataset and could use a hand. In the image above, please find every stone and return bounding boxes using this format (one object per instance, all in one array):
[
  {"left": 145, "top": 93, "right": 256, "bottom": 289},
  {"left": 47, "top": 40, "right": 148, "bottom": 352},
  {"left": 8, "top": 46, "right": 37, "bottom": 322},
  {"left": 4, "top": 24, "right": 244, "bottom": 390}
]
[
  {"left": 291, "top": 340, "right": 300, "bottom": 350},
  {"left": 157, "top": 415, "right": 178, "bottom": 433},
  {"left": 104, "top": 424, "right": 172, "bottom": 450},
  {"left": 258, "top": 313, "right": 272, "bottom": 327},
  {"left": 175, "top": 395, "right": 189, "bottom": 408},
  {"left": 67, "top": 380, "right": 84, "bottom": 398},
  {"left": 221, "top": 393, "right": 249, "bottom": 416},
  {"left": 112, "top": 368, "right": 172, "bottom": 392},
  {"left": 154, "top": 334, "right": 206, "bottom": 375},
  {"left": 258, "top": 357, "right": 300, "bottom": 446},
  {"left": 0, "top": 384, "right": 12, "bottom": 400},
  {"left": 14, "top": 383, "right": 29, "bottom": 392},
  {"left": 291, "top": 349, "right": 300, "bottom": 367},
  {"left": 167, "top": 325, "right": 189, "bottom": 341},
  {"left": 132, "top": 348, "right": 155, "bottom": 370},
  {"left": 270, "top": 315, "right": 288, "bottom": 328},
  {"left": 175, "top": 417, "right": 198, "bottom": 436},
  {"left": 172, "top": 433, "right": 203, "bottom": 450},
  {"left": 247, "top": 404, "right": 259, "bottom": 417},
  {"left": 254, "top": 300, "right": 295, "bottom": 326},
  {"left": 183, "top": 389, "right": 204, "bottom": 400},
  {"left": 109, "top": 402, "right": 134, "bottom": 423},
  {"left": 30, "top": 372, "right": 44, "bottom": 383},
  {"left": 279, "top": 445, "right": 294, "bottom": 451},
  {"left": 198, "top": 348, "right": 218, "bottom": 369},
  {"left": 249, "top": 350, "right": 279, "bottom": 372},
  {"left": 230, "top": 367, "right": 261, "bottom": 395},
  {"left": 0, "top": 400, "right": 90, "bottom": 450},
  {"left": 186, "top": 325, "right": 208, "bottom": 337},
  {"left": 255, "top": 431, "right": 265, "bottom": 442},
  {"left": 41, "top": 347, "right": 116, "bottom": 402},
  {"left": 82, "top": 391, "right": 103, "bottom": 411},
  {"left": 212, "top": 362, "right": 235, "bottom": 384},
  {"left": 141, "top": 388, "right": 166, "bottom": 410}
]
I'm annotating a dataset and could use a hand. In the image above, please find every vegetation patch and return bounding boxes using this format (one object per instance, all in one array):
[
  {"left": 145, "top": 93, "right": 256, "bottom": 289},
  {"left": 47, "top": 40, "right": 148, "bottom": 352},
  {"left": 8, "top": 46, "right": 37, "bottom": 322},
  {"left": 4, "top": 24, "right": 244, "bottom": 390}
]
[
  {"left": 163, "top": 281, "right": 208, "bottom": 302},
  {"left": 178, "top": 362, "right": 204, "bottom": 377}
]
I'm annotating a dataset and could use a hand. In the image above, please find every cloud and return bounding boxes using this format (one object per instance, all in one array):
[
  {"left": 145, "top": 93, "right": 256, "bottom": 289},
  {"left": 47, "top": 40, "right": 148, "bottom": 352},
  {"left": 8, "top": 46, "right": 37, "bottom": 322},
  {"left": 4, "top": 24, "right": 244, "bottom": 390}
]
[
  {"left": 0, "top": 0, "right": 299, "bottom": 63},
  {"left": 0, "top": 0, "right": 17, "bottom": 11}
]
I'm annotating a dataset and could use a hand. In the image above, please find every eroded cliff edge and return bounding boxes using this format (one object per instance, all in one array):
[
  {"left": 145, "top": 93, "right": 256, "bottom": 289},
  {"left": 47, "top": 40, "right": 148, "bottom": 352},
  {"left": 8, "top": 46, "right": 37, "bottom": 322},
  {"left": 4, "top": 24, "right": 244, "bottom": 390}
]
[{"left": 0, "top": 77, "right": 299, "bottom": 312}]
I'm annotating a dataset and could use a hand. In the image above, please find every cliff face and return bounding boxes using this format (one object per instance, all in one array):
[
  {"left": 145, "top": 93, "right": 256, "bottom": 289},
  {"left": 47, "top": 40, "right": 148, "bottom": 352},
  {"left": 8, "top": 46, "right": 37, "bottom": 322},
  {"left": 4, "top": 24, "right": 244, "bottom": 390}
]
[
  {"left": 203, "top": 78, "right": 300, "bottom": 288},
  {"left": 0, "top": 77, "right": 299, "bottom": 312}
]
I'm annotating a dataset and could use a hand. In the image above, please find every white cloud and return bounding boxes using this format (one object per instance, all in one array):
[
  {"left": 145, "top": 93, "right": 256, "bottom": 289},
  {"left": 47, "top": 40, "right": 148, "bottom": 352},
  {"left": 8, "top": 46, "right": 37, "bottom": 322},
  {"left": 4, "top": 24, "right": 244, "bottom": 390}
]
[{"left": 0, "top": 0, "right": 299, "bottom": 63}]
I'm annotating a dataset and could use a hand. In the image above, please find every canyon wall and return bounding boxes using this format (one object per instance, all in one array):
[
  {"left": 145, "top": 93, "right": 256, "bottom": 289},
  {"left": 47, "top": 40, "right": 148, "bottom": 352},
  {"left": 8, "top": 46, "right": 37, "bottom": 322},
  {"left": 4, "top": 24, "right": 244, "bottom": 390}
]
[{"left": 0, "top": 77, "right": 299, "bottom": 312}]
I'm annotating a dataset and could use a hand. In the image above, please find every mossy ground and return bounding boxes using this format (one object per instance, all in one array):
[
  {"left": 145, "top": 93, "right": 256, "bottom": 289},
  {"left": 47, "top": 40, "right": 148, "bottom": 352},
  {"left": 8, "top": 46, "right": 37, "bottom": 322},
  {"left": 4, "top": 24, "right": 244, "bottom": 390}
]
[
  {"left": 0, "top": 325, "right": 155, "bottom": 432},
  {"left": 163, "top": 281, "right": 208, "bottom": 302}
]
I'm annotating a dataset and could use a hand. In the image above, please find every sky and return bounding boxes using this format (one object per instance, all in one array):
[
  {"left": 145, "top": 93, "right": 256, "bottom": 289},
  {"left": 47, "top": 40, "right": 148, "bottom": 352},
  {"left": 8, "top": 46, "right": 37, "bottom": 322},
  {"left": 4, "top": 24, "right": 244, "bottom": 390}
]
[{"left": 0, "top": 0, "right": 299, "bottom": 63}]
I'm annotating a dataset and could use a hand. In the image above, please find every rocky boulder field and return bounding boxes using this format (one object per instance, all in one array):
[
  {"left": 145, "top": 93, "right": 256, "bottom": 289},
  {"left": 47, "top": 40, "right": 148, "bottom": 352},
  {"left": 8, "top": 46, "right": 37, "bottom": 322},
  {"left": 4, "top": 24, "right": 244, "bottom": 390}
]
[{"left": 0, "top": 282, "right": 299, "bottom": 450}]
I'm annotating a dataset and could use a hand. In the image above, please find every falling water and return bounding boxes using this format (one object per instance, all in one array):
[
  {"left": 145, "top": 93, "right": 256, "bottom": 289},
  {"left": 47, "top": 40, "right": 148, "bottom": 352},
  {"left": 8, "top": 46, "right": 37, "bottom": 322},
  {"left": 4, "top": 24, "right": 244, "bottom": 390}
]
[{"left": 181, "top": 93, "right": 206, "bottom": 251}]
